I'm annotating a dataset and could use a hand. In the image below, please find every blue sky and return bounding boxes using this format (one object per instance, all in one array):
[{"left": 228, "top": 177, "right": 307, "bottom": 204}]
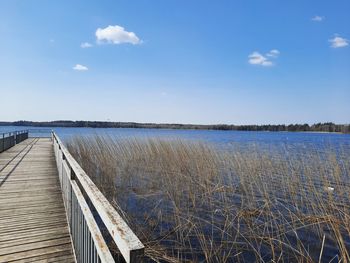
[{"left": 0, "top": 0, "right": 349, "bottom": 124}]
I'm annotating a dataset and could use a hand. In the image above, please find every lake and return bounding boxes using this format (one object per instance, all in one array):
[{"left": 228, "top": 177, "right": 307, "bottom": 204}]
[{"left": 1, "top": 126, "right": 349, "bottom": 150}]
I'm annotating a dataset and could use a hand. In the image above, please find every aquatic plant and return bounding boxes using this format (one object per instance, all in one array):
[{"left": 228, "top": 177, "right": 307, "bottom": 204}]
[{"left": 67, "top": 135, "right": 350, "bottom": 262}]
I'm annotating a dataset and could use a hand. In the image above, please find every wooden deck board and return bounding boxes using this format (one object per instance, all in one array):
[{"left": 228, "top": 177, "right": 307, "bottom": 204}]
[
  {"left": 0, "top": 138, "right": 75, "bottom": 263},
  {"left": 10, "top": 251, "right": 75, "bottom": 263}
]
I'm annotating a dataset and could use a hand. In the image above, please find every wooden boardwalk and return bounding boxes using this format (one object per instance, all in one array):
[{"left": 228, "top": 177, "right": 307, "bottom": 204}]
[{"left": 0, "top": 138, "right": 75, "bottom": 263}]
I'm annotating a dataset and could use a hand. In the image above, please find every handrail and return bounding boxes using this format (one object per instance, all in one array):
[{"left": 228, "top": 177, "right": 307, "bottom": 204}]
[
  {"left": 52, "top": 132, "right": 144, "bottom": 263},
  {"left": 0, "top": 130, "right": 29, "bottom": 153},
  {"left": 0, "top": 129, "right": 28, "bottom": 137}
]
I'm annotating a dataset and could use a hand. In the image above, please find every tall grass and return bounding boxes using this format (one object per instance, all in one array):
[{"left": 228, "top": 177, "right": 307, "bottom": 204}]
[{"left": 67, "top": 135, "right": 350, "bottom": 262}]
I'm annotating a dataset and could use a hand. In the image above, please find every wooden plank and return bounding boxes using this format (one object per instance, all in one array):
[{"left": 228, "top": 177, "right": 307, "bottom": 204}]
[
  {"left": 0, "top": 209, "right": 65, "bottom": 222},
  {"left": 0, "top": 232, "right": 70, "bottom": 249},
  {"left": 0, "top": 243, "right": 73, "bottom": 262},
  {"left": 0, "top": 201, "right": 66, "bottom": 211},
  {"left": 0, "top": 187, "right": 62, "bottom": 195},
  {"left": 0, "top": 226, "right": 70, "bottom": 243},
  {"left": 0, "top": 237, "right": 72, "bottom": 256},
  {"left": 10, "top": 251, "right": 75, "bottom": 263},
  {"left": 0, "top": 212, "right": 66, "bottom": 225},
  {"left": 0, "top": 194, "right": 63, "bottom": 203},
  {"left": 0, "top": 207, "right": 65, "bottom": 219},
  {"left": 0, "top": 215, "right": 67, "bottom": 230},
  {"left": 0, "top": 198, "right": 63, "bottom": 208},
  {"left": 0, "top": 226, "right": 70, "bottom": 242},
  {"left": 0, "top": 204, "right": 65, "bottom": 217},
  {"left": 0, "top": 219, "right": 68, "bottom": 237}
]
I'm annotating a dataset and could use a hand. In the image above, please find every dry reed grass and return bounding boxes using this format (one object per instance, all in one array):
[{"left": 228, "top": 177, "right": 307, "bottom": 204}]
[{"left": 66, "top": 135, "right": 350, "bottom": 263}]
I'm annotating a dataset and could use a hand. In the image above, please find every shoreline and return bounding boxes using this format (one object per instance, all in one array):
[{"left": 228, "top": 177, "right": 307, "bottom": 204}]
[{"left": 0, "top": 123, "right": 349, "bottom": 134}]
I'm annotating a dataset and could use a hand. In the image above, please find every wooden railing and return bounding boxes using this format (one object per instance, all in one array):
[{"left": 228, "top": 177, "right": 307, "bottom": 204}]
[
  {"left": 0, "top": 130, "right": 28, "bottom": 153},
  {"left": 52, "top": 132, "right": 144, "bottom": 263}
]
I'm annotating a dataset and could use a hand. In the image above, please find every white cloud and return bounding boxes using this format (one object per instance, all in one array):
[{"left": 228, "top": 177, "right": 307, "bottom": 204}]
[
  {"left": 266, "top": 49, "right": 280, "bottom": 57},
  {"left": 81, "top": 42, "right": 93, "bottom": 48},
  {"left": 311, "top": 15, "right": 324, "bottom": 22},
  {"left": 329, "top": 36, "right": 348, "bottom": 48},
  {"left": 73, "top": 64, "right": 88, "bottom": 71},
  {"left": 248, "top": 52, "right": 273, "bottom": 66},
  {"left": 248, "top": 51, "right": 278, "bottom": 66},
  {"left": 95, "top": 25, "right": 141, "bottom": 45}
]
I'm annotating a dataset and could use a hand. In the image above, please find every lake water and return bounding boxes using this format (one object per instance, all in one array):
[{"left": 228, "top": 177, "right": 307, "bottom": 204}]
[{"left": 1, "top": 126, "right": 349, "bottom": 150}]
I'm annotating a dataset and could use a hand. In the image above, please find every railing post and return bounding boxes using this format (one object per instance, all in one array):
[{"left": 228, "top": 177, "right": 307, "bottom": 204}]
[
  {"left": 52, "top": 132, "right": 144, "bottom": 263},
  {"left": 70, "top": 168, "right": 74, "bottom": 228}
]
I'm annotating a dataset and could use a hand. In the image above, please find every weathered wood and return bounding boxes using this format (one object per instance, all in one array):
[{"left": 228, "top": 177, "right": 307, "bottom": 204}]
[
  {"left": 0, "top": 243, "right": 73, "bottom": 262},
  {"left": 10, "top": 251, "right": 75, "bottom": 263},
  {"left": 0, "top": 138, "right": 75, "bottom": 262},
  {"left": 54, "top": 133, "right": 144, "bottom": 262},
  {"left": 0, "top": 232, "right": 70, "bottom": 249},
  {"left": 0, "top": 226, "right": 70, "bottom": 243},
  {"left": 0, "top": 134, "right": 145, "bottom": 263},
  {"left": 0, "top": 237, "right": 72, "bottom": 256}
]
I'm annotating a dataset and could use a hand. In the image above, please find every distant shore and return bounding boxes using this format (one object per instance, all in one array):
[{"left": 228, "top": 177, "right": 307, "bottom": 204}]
[{"left": 1, "top": 120, "right": 349, "bottom": 134}]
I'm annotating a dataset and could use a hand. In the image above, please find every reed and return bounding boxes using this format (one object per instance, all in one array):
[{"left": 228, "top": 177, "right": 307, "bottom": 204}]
[{"left": 66, "top": 135, "right": 350, "bottom": 262}]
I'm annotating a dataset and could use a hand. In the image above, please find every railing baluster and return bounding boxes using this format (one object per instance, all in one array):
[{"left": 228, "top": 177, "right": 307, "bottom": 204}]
[
  {"left": 53, "top": 132, "right": 144, "bottom": 263},
  {"left": 83, "top": 217, "right": 86, "bottom": 262},
  {"left": 78, "top": 206, "right": 82, "bottom": 262}
]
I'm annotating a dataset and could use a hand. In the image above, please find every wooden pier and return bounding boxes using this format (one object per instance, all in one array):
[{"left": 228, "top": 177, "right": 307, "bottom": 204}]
[
  {"left": 0, "top": 132, "right": 144, "bottom": 263},
  {"left": 0, "top": 138, "right": 75, "bottom": 262}
]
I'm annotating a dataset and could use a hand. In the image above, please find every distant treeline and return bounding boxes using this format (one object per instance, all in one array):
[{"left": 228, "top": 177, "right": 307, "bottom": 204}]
[{"left": 0, "top": 121, "right": 349, "bottom": 133}]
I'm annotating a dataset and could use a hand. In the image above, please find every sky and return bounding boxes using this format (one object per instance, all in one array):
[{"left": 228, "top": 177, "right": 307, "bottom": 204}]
[{"left": 0, "top": 0, "right": 349, "bottom": 125}]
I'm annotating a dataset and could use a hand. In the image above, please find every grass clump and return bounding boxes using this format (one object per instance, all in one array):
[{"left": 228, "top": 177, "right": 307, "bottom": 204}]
[{"left": 67, "top": 135, "right": 350, "bottom": 262}]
